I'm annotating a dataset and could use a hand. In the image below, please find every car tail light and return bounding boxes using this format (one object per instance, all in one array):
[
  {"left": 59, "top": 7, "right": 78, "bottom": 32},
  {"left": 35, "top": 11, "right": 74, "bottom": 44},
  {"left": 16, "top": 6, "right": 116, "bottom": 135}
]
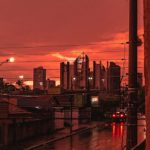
[
  {"left": 120, "top": 114, "right": 124, "bottom": 118},
  {"left": 112, "top": 114, "right": 116, "bottom": 118}
]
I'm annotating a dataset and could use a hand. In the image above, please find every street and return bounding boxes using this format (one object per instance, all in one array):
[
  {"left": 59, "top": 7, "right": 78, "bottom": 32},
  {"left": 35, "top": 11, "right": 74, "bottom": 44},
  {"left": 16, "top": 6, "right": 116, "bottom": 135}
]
[
  {"left": 43, "top": 123, "right": 125, "bottom": 150},
  {"left": 37, "top": 120, "right": 145, "bottom": 150}
]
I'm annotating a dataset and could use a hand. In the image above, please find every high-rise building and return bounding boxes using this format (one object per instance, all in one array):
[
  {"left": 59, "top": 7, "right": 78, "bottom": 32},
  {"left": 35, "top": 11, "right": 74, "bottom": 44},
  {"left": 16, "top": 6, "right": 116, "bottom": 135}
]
[
  {"left": 89, "top": 71, "right": 94, "bottom": 89},
  {"left": 60, "top": 62, "right": 75, "bottom": 90},
  {"left": 69, "top": 64, "right": 75, "bottom": 90},
  {"left": 60, "top": 62, "right": 70, "bottom": 90},
  {"left": 60, "top": 53, "right": 89, "bottom": 90},
  {"left": 107, "top": 62, "right": 121, "bottom": 94},
  {"left": 33, "top": 66, "right": 46, "bottom": 90},
  {"left": 93, "top": 61, "right": 106, "bottom": 90},
  {"left": 60, "top": 53, "right": 121, "bottom": 93},
  {"left": 74, "top": 53, "right": 89, "bottom": 89}
]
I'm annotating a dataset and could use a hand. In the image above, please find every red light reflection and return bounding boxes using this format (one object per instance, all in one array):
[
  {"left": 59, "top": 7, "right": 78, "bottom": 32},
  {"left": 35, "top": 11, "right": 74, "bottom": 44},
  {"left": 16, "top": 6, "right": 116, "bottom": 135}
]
[{"left": 112, "top": 122, "right": 124, "bottom": 138}]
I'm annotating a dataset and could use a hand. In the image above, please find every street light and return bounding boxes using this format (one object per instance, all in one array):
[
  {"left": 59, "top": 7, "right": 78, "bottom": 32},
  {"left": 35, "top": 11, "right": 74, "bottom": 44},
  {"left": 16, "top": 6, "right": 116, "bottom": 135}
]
[
  {"left": 7, "top": 57, "right": 15, "bottom": 63},
  {"left": 19, "top": 75, "right": 24, "bottom": 80},
  {"left": 0, "top": 57, "right": 15, "bottom": 66}
]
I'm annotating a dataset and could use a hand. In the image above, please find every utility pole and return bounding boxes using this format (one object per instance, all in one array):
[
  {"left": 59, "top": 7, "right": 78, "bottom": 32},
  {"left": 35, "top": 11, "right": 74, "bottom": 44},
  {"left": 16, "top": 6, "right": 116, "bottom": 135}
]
[
  {"left": 70, "top": 95, "right": 73, "bottom": 134},
  {"left": 126, "top": 0, "right": 138, "bottom": 149}
]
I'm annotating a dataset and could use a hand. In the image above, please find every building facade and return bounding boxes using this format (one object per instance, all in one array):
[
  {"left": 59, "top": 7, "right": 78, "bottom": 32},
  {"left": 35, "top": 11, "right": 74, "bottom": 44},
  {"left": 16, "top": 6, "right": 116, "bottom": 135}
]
[
  {"left": 60, "top": 53, "right": 89, "bottom": 90},
  {"left": 144, "top": 1, "right": 150, "bottom": 149},
  {"left": 60, "top": 62, "right": 70, "bottom": 90},
  {"left": 33, "top": 66, "right": 46, "bottom": 90},
  {"left": 107, "top": 62, "right": 121, "bottom": 94},
  {"left": 93, "top": 61, "right": 106, "bottom": 91},
  {"left": 74, "top": 53, "right": 89, "bottom": 89}
]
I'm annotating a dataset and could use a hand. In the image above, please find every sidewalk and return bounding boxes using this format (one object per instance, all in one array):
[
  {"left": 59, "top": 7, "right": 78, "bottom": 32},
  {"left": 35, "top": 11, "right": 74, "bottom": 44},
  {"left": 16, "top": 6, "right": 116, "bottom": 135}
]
[{"left": 4, "top": 122, "right": 105, "bottom": 150}]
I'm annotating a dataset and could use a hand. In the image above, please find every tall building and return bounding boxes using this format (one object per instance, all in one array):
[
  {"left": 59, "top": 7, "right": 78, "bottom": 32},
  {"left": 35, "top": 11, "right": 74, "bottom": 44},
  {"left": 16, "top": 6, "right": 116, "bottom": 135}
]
[
  {"left": 60, "top": 53, "right": 121, "bottom": 93},
  {"left": 69, "top": 64, "right": 75, "bottom": 90},
  {"left": 33, "top": 66, "right": 46, "bottom": 90},
  {"left": 60, "top": 62, "right": 70, "bottom": 90},
  {"left": 93, "top": 61, "right": 106, "bottom": 90},
  {"left": 107, "top": 62, "right": 121, "bottom": 94},
  {"left": 89, "top": 71, "right": 94, "bottom": 89},
  {"left": 74, "top": 53, "right": 89, "bottom": 89},
  {"left": 60, "top": 53, "right": 89, "bottom": 90}
]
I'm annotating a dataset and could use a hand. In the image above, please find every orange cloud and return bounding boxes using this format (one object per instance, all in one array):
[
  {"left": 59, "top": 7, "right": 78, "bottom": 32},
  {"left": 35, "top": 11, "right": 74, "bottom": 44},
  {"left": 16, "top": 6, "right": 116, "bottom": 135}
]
[{"left": 52, "top": 53, "right": 75, "bottom": 62}]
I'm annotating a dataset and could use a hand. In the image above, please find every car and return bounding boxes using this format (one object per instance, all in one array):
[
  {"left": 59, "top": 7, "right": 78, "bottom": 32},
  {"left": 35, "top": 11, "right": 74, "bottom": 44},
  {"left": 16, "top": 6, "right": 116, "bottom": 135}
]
[{"left": 112, "top": 112, "right": 127, "bottom": 122}]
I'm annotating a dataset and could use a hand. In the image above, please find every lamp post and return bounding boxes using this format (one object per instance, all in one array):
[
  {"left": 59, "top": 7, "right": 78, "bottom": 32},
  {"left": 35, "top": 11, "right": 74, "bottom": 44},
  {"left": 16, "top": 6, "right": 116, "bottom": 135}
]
[
  {"left": 0, "top": 57, "right": 15, "bottom": 93},
  {"left": 0, "top": 57, "right": 15, "bottom": 66}
]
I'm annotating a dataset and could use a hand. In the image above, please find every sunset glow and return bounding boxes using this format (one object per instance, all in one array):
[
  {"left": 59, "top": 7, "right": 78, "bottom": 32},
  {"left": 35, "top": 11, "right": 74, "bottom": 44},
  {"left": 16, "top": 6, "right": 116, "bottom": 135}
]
[{"left": 0, "top": 0, "right": 144, "bottom": 86}]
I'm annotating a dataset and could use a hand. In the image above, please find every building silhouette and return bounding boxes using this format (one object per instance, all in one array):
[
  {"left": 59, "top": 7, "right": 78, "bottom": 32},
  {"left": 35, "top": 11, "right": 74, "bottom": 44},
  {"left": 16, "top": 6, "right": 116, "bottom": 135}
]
[
  {"left": 33, "top": 66, "right": 46, "bottom": 90},
  {"left": 74, "top": 53, "right": 89, "bottom": 89},
  {"left": 60, "top": 53, "right": 121, "bottom": 93},
  {"left": 60, "top": 53, "right": 89, "bottom": 91},
  {"left": 60, "top": 62, "right": 70, "bottom": 90},
  {"left": 93, "top": 61, "right": 106, "bottom": 91},
  {"left": 107, "top": 62, "right": 121, "bottom": 94}
]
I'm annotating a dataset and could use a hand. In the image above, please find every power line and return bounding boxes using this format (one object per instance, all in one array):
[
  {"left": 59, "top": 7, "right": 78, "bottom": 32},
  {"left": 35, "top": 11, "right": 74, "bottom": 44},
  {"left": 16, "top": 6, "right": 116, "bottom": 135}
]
[{"left": 0, "top": 42, "right": 132, "bottom": 50}]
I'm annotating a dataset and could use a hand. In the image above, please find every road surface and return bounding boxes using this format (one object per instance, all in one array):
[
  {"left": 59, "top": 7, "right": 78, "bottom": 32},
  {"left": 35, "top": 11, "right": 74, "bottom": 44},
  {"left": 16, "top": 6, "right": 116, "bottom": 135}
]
[
  {"left": 32, "top": 120, "right": 146, "bottom": 150},
  {"left": 41, "top": 123, "right": 125, "bottom": 150}
]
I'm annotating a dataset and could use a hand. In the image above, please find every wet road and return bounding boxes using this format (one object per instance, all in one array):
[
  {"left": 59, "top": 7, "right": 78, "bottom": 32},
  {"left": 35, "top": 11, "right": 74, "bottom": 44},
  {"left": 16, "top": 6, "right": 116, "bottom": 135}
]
[
  {"left": 37, "top": 120, "right": 145, "bottom": 150},
  {"left": 42, "top": 123, "right": 126, "bottom": 150}
]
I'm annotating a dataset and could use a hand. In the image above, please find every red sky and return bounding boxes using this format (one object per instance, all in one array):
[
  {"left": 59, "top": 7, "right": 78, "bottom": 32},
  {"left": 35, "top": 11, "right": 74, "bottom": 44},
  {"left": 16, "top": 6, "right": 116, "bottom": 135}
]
[{"left": 0, "top": 0, "right": 144, "bottom": 85}]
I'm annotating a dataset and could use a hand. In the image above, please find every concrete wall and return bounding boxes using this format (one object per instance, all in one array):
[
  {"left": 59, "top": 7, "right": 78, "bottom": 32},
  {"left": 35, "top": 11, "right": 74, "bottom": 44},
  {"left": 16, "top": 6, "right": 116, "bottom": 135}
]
[{"left": 144, "top": 0, "right": 150, "bottom": 149}]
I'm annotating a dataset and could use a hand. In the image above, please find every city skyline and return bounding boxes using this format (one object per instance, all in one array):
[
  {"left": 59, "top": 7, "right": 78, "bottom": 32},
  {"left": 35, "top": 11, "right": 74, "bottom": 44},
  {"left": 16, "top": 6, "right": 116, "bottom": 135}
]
[{"left": 0, "top": 51, "right": 144, "bottom": 88}]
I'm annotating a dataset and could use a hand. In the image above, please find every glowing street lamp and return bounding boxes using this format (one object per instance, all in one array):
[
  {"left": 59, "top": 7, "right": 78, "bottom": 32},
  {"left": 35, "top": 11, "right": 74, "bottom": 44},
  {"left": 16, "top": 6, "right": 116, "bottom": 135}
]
[
  {"left": 19, "top": 75, "right": 24, "bottom": 80},
  {"left": 7, "top": 57, "right": 15, "bottom": 63},
  {"left": 0, "top": 57, "right": 15, "bottom": 66}
]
